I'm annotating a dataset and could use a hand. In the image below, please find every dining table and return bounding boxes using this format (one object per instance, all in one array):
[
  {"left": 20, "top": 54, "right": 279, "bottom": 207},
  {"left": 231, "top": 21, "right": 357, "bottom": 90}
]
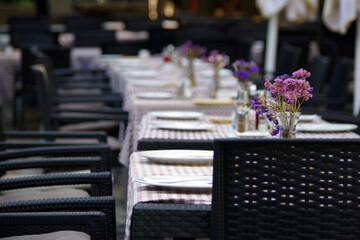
[
  {"left": 99, "top": 56, "right": 238, "bottom": 166},
  {"left": 124, "top": 112, "right": 360, "bottom": 240}
]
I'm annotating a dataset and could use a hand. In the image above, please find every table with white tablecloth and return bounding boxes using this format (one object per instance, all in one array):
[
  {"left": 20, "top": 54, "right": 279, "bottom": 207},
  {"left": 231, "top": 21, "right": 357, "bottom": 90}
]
[
  {"left": 125, "top": 113, "right": 360, "bottom": 240},
  {"left": 101, "top": 56, "right": 237, "bottom": 166}
]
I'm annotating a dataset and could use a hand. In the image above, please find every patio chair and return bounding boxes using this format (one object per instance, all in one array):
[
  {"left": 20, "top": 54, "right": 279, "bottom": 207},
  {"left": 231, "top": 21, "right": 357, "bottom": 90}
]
[
  {"left": 137, "top": 139, "right": 214, "bottom": 151},
  {"left": 307, "top": 54, "right": 331, "bottom": 94},
  {"left": 0, "top": 149, "right": 116, "bottom": 239},
  {"left": 306, "top": 58, "right": 353, "bottom": 110},
  {"left": 32, "top": 48, "right": 111, "bottom": 94},
  {"left": 0, "top": 211, "right": 107, "bottom": 240},
  {"left": 275, "top": 43, "right": 302, "bottom": 77},
  {"left": 211, "top": 138, "right": 360, "bottom": 240},
  {"left": 0, "top": 196, "right": 116, "bottom": 240},
  {"left": 32, "top": 64, "right": 128, "bottom": 162},
  {"left": 0, "top": 144, "right": 112, "bottom": 173},
  {"left": 0, "top": 146, "right": 115, "bottom": 239}
]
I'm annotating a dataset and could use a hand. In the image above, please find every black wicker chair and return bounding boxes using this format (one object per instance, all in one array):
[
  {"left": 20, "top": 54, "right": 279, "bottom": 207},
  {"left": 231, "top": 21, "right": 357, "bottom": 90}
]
[
  {"left": 0, "top": 144, "right": 112, "bottom": 172},
  {"left": 137, "top": 139, "right": 214, "bottom": 151},
  {"left": 0, "top": 196, "right": 116, "bottom": 240},
  {"left": 0, "top": 168, "right": 115, "bottom": 239},
  {"left": 275, "top": 43, "right": 302, "bottom": 77},
  {"left": 0, "top": 211, "right": 107, "bottom": 240},
  {"left": 211, "top": 138, "right": 360, "bottom": 240}
]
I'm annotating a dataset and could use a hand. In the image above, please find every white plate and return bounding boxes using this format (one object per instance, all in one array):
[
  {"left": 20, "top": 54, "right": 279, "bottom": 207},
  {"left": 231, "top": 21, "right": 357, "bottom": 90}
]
[
  {"left": 235, "top": 131, "right": 271, "bottom": 138},
  {"left": 299, "top": 114, "right": 320, "bottom": 122},
  {"left": 138, "top": 149, "right": 213, "bottom": 164},
  {"left": 114, "top": 59, "right": 144, "bottom": 67},
  {"left": 151, "top": 111, "right": 204, "bottom": 119},
  {"left": 127, "top": 70, "right": 157, "bottom": 78},
  {"left": 220, "top": 81, "right": 237, "bottom": 88},
  {"left": 198, "top": 69, "right": 232, "bottom": 78},
  {"left": 153, "top": 122, "right": 214, "bottom": 131},
  {"left": 136, "top": 92, "right": 174, "bottom": 99},
  {"left": 297, "top": 123, "right": 358, "bottom": 132},
  {"left": 135, "top": 175, "right": 212, "bottom": 190},
  {"left": 216, "top": 89, "right": 237, "bottom": 99},
  {"left": 101, "top": 54, "right": 122, "bottom": 59},
  {"left": 132, "top": 80, "right": 169, "bottom": 87}
]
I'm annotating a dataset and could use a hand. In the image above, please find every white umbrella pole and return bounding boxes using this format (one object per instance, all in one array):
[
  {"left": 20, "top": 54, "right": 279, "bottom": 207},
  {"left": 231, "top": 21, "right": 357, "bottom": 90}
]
[
  {"left": 264, "top": 14, "right": 279, "bottom": 80},
  {"left": 354, "top": 13, "right": 360, "bottom": 116}
]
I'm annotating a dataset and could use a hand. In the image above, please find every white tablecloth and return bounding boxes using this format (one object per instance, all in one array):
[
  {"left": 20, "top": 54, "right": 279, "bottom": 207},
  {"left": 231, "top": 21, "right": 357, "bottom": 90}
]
[
  {"left": 101, "top": 56, "right": 236, "bottom": 166},
  {"left": 124, "top": 114, "right": 360, "bottom": 240}
]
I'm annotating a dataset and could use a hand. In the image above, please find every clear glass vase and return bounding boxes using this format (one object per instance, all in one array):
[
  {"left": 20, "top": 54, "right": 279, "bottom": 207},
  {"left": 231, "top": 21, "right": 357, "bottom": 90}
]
[
  {"left": 209, "top": 68, "right": 220, "bottom": 98},
  {"left": 276, "top": 112, "right": 301, "bottom": 138},
  {"left": 186, "top": 58, "right": 196, "bottom": 87}
]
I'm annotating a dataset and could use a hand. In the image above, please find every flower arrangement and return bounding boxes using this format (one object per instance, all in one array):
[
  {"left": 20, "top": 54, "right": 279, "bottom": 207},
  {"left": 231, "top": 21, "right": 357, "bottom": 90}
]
[
  {"left": 178, "top": 40, "right": 206, "bottom": 60},
  {"left": 232, "top": 59, "right": 259, "bottom": 82},
  {"left": 251, "top": 68, "right": 313, "bottom": 136},
  {"left": 203, "top": 50, "right": 229, "bottom": 69},
  {"left": 202, "top": 50, "right": 230, "bottom": 98}
]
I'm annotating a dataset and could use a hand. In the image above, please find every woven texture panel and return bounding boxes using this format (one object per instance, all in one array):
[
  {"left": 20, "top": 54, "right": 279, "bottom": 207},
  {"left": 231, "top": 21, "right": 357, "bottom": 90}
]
[
  {"left": 132, "top": 203, "right": 211, "bottom": 239},
  {"left": 212, "top": 138, "right": 360, "bottom": 240}
]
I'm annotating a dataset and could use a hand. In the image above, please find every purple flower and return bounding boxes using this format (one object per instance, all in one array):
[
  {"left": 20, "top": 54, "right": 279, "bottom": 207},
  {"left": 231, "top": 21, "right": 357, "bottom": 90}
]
[
  {"left": 271, "top": 125, "right": 280, "bottom": 136},
  {"left": 203, "top": 49, "right": 229, "bottom": 68},
  {"left": 178, "top": 40, "right": 206, "bottom": 59},
  {"left": 232, "top": 59, "right": 259, "bottom": 82},
  {"left": 252, "top": 68, "right": 314, "bottom": 136},
  {"left": 251, "top": 96, "right": 268, "bottom": 114}
]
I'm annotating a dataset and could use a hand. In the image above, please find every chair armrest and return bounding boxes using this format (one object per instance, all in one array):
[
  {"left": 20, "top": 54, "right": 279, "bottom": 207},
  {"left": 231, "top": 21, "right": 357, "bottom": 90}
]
[
  {"left": 51, "top": 112, "right": 128, "bottom": 122},
  {"left": 0, "top": 172, "right": 112, "bottom": 196},
  {"left": 54, "top": 106, "right": 128, "bottom": 115},
  {"left": 53, "top": 94, "right": 123, "bottom": 104},
  {"left": 0, "top": 211, "right": 107, "bottom": 240},
  {"left": 3, "top": 130, "right": 107, "bottom": 143},
  {"left": 55, "top": 75, "right": 107, "bottom": 83},
  {"left": 57, "top": 83, "right": 111, "bottom": 91},
  {"left": 0, "top": 145, "right": 112, "bottom": 171},
  {"left": 0, "top": 142, "right": 109, "bottom": 153},
  {"left": 0, "top": 156, "right": 103, "bottom": 173},
  {"left": 0, "top": 196, "right": 116, "bottom": 240},
  {"left": 54, "top": 67, "right": 105, "bottom": 77}
]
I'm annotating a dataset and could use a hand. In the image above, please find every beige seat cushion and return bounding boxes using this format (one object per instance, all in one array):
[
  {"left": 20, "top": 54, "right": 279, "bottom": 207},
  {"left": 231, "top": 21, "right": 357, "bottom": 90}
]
[
  {"left": 59, "top": 102, "right": 105, "bottom": 108},
  {"left": 59, "top": 120, "right": 119, "bottom": 132},
  {"left": 0, "top": 188, "right": 90, "bottom": 203},
  {"left": 0, "top": 230, "right": 90, "bottom": 240},
  {"left": 55, "top": 135, "right": 121, "bottom": 151},
  {"left": 57, "top": 88, "right": 103, "bottom": 95}
]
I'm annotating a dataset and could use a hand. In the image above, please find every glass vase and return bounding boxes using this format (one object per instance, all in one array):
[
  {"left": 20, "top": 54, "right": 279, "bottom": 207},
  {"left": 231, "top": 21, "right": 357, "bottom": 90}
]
[
  {"left": 186, "top": 58, "right": 196, "bottom": 87},
  {"left": 209, "top": 68, "right": 220, "bottom": 98},
  {"left": 276, "top": 112, "right": 301, "bottom": 138}
]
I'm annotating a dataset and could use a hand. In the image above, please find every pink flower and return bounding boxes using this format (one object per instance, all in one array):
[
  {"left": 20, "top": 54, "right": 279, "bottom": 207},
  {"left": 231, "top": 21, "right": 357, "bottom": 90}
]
[{"left": 292, "top": 68, "right": 311, "bottom": 79}]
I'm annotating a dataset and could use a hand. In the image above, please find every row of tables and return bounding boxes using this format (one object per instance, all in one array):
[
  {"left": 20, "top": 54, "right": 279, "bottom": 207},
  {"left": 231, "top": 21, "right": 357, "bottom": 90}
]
[{"left": 100, "top": 55, "right": 360, "bottom": 240}]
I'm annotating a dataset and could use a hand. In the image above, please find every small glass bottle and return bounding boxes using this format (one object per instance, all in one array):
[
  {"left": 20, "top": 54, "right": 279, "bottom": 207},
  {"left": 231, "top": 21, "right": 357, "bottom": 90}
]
[{"left": 233, "top": 89, "right": 250, "bottom": 133}]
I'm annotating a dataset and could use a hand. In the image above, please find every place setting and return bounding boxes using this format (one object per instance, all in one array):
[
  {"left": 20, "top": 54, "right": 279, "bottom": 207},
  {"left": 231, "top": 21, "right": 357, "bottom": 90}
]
[
  {"left": 151, "top": 111, "right": 204, "bottom": 120},
  {"left": 152, "top": 121, "right": 215, "bottom": 131},
  {"left": 131, "top": 80, "right": 177, "bottom": 88},
  {"left": 135, "top": 175, "right": 213, "bottom": 190},
  {"left": 126, "top": 70, "right": 158, "bottom": 79},
  {"left": 138, "top": 149, "right": 213, "bottom": 164},
  {"left": 297, "top": 123, "right": 358, "bottom": 133},
  {"left": 135, "top": 92, "right": 175, "bottom": 100}
]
